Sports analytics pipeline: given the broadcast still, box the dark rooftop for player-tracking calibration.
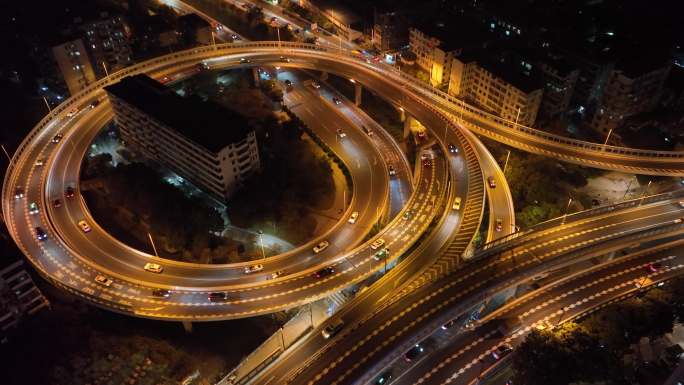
[104,74,251,153]
[411,16,490,52]
[458,46,543,93]
[177,13,211,29]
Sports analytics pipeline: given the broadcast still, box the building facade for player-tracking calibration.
[0,260,50,344]
[538,57,580,121]
[105,75,260,201]
[589,62,671,134]
[51,39,97,96]
[372,10,408,52]
[77,13,133,78]
[448,56,543,126]
[409,26,460,88]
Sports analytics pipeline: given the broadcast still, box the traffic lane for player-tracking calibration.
[282,206,684,384]
[401,248,684,385]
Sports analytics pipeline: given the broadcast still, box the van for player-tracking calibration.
[322,318,344,339]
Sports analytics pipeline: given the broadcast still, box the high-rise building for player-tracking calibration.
[51,39,97,96]
[449,51,543,126]
[77,13,133,78]
[409,25,461,88]
[537,53,580,121]
[0,260,49,344]
[105,75,260,201]
[177,13,213,46]
[372,10,408,52]
[589,61,671,134]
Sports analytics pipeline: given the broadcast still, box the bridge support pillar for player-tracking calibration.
[252,67,260,87]
[182,321,193,333]
[403,114,413,139]
[320,71,329,81]
[354,82,362,106]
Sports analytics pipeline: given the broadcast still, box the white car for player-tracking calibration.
[94,274,113,287]
[35,158,45,167]
[244,264,264,274]
[144,263,164,274]
[78,219,91,233]
[337,129,346,138]
[313,240,330,253]
[348,211,359,224]
[270,270,284,279]
[67,108,78,117]
[452,197,462,210]
[679,201,684,208]
[370,238,386,250]
[311,81,321,89]
[28,202,39,215]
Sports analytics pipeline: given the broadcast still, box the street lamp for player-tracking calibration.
[147,232,159,257]
[502,150,511,175]
[602,128,613,148]
[42,96,51,113]
[101,62,109,77]
[1,144,13,165]
[258,229,266,259]
[561,197,573,225]
[639,180,652,206]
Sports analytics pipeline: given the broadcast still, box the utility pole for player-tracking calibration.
[147,232,159,257]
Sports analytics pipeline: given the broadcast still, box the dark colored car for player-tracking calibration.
[441,319,457,330]
[492,344,514,360]
[35,227,47,241]
[152,289,171,298]
[313,267,335,278]
[374,372,393,384]
[448,143,458,153]
[208,292,228,302]
[646,262,663,273]
[53,199,62,208]
[65,186,75,198]
[404,344,424,362]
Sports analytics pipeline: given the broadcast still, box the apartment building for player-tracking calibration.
[177,13,213,46]
[589,60,671,134]
[77,13,133,78]
[372,10,408,52]
[0,259,50,344]
[105,75,260,201]
[409,25,461,88]
[538,53,580,121]
[51,39,97,96]
[300,0,364,42]
[449,51,543,126]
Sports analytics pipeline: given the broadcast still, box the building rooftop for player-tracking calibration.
[177,13,211,29]
[104,74,251,153]
[310,0,363,27]
[459,46,543,94]
[411,16,490,52]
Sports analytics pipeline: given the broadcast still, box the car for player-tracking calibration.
[279,56,291,62]
[348,211,359,224]
[52,133,64,143]
[284,79,293,87]
[14,187,24,199]
[535,320,553,331]
[404,344,424,362]
[679,201,684,208]
[34,158,45,167]
[152,289,171,298]
[675,217,683,224]
[89,100,100,109]
[646,262,663,273]
[403,210,412,220]
[337,128,347,138]
[370,238,386,250]
[495,218,503,232]
[66,108,78,117]
[373,247,389,261]
[321,318,344,339]
[362,126,373,136]
[244,264,264,274]
[65,186,75,198]
[423,159,432,167]
[332,97,342,105]
[78,219,91,233]
[208,292,228,301]
[448,143,458,153]
[374,372,393,384]
[240,57,250,64]
[94,274,113,287]
[144,263,164,274]
[28,202,39,215]
[311,81,321,89]
[388,165,396,176]
[488,176,496,188]
[313,240,330,253]
[491,344,514,360]
[35,227,47,241]
[442,319,458,330]
[232,34,240,40]
[416,130,427,141]
[313,266,335,278]
[53,199,62,208]
[452,197,462,210]
[270,270,284,279]
[270,16,278,23]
